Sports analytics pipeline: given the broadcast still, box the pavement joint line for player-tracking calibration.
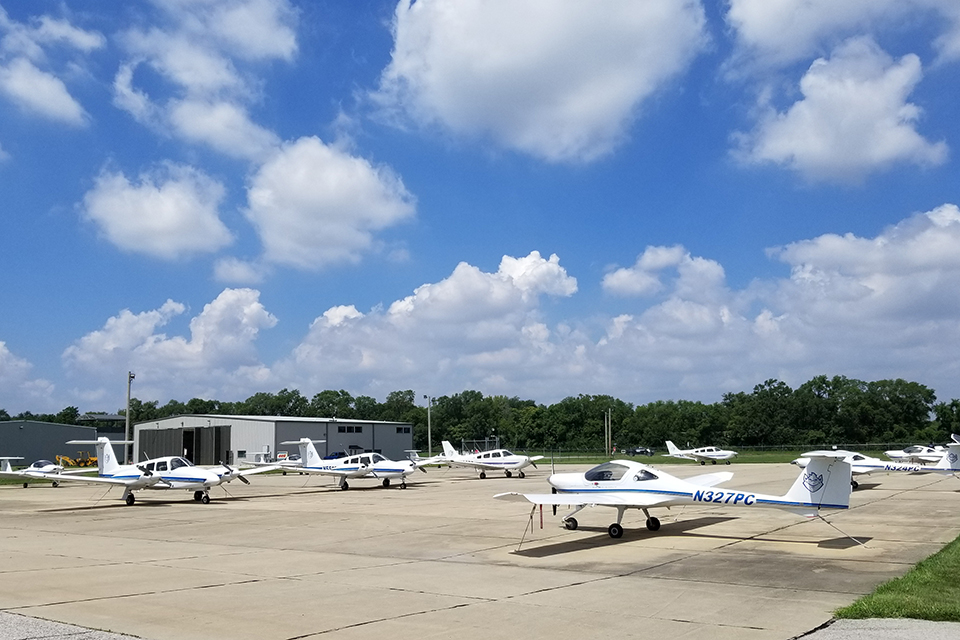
[280,602,477,639]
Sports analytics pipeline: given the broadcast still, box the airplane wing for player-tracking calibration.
[278,464,371,478]
[44,473,166,489]
[685,471,733,487]
[212,464,282,484]
[494,491,676,508]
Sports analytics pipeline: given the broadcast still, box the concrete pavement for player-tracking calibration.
[1,462,958,640]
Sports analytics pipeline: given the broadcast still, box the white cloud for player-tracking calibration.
[735,38,947,182]
[214,257,269,284]
[245,136,416,269]
[0,57,86,124]
[63,289,278,403]
[81,163,233,260]
[0,341,55,412]
[725,0,960,67]
[169,99,280,160]
[374,0,708,162]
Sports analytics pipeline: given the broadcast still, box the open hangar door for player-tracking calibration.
[138,426,231,465]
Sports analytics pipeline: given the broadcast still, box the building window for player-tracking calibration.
[396,427,410,434]
[338,425,346,433]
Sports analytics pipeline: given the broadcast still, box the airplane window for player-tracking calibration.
[852,455,865,461]
[361,456,371,464]
[156,461,168,471]
[491,452,501,458]
[482,453,490,459]
[633,470,658,481]
[348,457,358,464]
[372,453,385,462]
[145,462,155,471]
[32,460,54,468]
[170,458,190,470]
[584,462,629,482]
[503,450,514,456]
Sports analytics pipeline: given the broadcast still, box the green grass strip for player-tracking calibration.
[836,533,960,622]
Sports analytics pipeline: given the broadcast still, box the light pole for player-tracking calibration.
[423,394,433,457]
[125,371,135,464]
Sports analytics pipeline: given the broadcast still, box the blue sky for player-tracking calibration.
[3,0,960,414]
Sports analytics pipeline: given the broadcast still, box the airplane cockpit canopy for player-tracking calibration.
[633,469,658,481]
[370,453,387,463]
[584,462,629,482]
[170,457,192,470]
[30,460,55,468]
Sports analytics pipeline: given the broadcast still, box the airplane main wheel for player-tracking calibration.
[400,481,407,490]
[608,523,624,539]
[646,517,661,532]
[341,481,349,490]
[125,494,136,506]
[52,481,60,488]
[699,460,706,465]
[564,518,578,530]
[711,460,717,465]
[382,478,391,487]
[518,471,525,478]
[479,471,486,479]
[193,491,204,501]
[22,482,28,488]
[851,479,859,490]
[282,471,287,476]
[505,470,512,478]
[201,494,210,504]
[725,460,731,465]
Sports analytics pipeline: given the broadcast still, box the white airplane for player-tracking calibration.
[276,438,423,489]
[46,438,277,505]
[413,440,544,479]
[794,443,960,489]
[0,457,90,488]
[495,453,851,539]
[664,440,738,465]
[884,444,947,465]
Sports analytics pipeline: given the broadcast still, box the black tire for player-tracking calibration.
[711,460,717,465]
[479,471,486,479]
[700,460,705,465]
[725,460,731,465]
[125,494,136,506]
[505,470,512,478]
[52,481,60,488]
[341,481,349,490]
[851,479,859,490]
[201,494,210,504]
[646,517,661,532]
[22,482,28,489]
[518,470,525,479]
[564,518,578,530]
[608,523,624,538]
[193,491,203,501]
[382,478,391,487]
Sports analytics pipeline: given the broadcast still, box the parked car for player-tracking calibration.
[625,446,654,456]
[322,451,346,459]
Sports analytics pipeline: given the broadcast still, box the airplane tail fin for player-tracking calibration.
[441,440,457,458]
[67,438,127,476]
[934,443,960,472]
[665,440,681,455]
[1,457,23,473]
[781,453,851,514]
[280,438,324,465]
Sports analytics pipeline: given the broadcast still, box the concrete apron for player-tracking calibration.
[0,462,958,640]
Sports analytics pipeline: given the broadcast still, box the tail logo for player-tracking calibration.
[949,452,958,464]
[803,471,824,493]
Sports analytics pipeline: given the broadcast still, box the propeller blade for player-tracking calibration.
[531,461,538,469]
[238,475,250,485]
[418,466,427,473]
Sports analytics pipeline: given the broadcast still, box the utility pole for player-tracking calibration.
[423,395,433,456]
[125,371,135,464]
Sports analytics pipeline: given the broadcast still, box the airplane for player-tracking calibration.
[0,457,91,488]
[884,444,947,465]
[794,443,960,489]
[495,453,851,539]
[412,440,544,479]
[44,438,278,505]
[664,440,737,465]
[275,438,423,489]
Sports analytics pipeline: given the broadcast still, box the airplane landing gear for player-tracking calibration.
[608,523,624,538]
[645,517,661,531]
[699,460,706,465]
[563,518,578,530]
[193,491,204,501]
[851,479,859,490]
[479,471,486,479]
[400,480,407,489]
[22,482,28,488]
[200,493,210,504]
[711,460,717,465]
[725,460,731,465]
[125,493,136,506]
[382,478,391,488]
[505,470,512,478]
[341,481,349,490]
[518,470,525,478]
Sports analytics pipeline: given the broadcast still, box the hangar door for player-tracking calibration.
[139,426,231,465]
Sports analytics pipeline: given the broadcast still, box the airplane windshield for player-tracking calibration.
[634,470,658,481]
[371,453,386,463]
[31,460,55,468]
[502,450,514,456]
[170,458,192,470]
[584,462,629,482]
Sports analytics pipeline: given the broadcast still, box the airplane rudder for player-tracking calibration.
[785,456,851,509]
[944,444,960,471]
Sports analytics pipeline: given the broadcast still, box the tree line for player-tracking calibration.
[4,375,959,450]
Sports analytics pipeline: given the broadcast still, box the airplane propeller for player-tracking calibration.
[220,461,251,484]
[551,486,557,516]
[136,465,153,477]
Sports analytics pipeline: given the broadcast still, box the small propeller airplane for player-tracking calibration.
[495,452,851,540]
[0,457,93,488]
[794,443,960,489]
[412,440,544,479]
[274,438,424,489]
[884,444,948,465]
[42,438,278,505]
[664,440,738,465]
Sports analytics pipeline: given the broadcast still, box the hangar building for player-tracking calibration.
[0,421,99,464]
[132,415,415,465]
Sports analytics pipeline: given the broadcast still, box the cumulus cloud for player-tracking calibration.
[81,163,233,260]
[0,341,55,412]
[169,99,280,160]
[63,289,278,403]
[0,57,87,124]
[245,136,416,269]
[374,0,708,162]
[725,0,960,68]
[735,37,947,182]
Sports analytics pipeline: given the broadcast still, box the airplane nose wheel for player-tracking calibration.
[518,471,525,478]
[608,523,624,538]
[479,471,486,479]
[505,470,512,478]
[645,517,661,531]
[201,493,210,504]
[125,494,136,506]
[382,478,391,488]
[563,518,578,530]
[341,481,350,490]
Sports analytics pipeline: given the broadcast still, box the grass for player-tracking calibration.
[835,533,960,621]
[539,450,890,465]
